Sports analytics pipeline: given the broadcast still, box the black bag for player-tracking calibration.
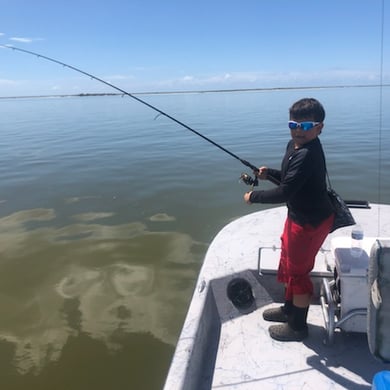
[323,153,356,232]
[327,187,356,233]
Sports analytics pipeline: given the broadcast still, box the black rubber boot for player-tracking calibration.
[263,300,292,323]
[268,305,309,342]
[289,306,309,331]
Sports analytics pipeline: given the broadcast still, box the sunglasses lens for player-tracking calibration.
[288,121,298,129]
[288,121,319,130]
[301,122,314,131]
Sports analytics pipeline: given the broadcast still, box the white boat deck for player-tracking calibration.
[164,204,390,390]
[213,304,382,389]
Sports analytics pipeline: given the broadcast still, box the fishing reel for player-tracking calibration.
[240,173,258,187]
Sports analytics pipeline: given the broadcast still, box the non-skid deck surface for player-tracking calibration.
[212,303,390,389]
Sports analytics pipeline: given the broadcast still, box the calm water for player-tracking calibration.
[0,87,389,389]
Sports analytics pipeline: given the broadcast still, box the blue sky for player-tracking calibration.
[0,0,388,96]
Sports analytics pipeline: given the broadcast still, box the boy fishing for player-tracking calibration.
[244,98,334,341]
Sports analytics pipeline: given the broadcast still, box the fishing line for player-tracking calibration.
[377,0,385,234]
[1,44,279,186]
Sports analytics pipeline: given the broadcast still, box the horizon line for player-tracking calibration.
[0,83,389,100]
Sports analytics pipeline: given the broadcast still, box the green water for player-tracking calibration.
[0,88,389,389]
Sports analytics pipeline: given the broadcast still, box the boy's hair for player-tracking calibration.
[289,98,325,122]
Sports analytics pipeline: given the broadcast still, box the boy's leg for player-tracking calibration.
[263,220,293,323]
[269,214,333,341]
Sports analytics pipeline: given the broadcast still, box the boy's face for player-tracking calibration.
[289,116,323,148]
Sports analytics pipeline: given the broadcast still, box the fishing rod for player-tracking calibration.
[1,44,280,187]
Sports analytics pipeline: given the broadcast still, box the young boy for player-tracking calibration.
[244,98,334,342]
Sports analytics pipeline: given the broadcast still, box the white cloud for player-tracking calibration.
[0,78,17,86]
[9,37,44,44]
[154,68,385,92]
[10,37,33,43]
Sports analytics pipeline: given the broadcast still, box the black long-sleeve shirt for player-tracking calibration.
[249,137,334,226]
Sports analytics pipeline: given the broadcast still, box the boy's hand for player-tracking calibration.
[244,191,252,204]
[255,166,268,180]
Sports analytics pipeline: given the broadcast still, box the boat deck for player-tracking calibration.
[213,302,386,389]
[164,204,390,390]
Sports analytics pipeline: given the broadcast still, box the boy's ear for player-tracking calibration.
[317,123,324,135]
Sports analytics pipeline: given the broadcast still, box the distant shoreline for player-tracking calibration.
[0,84,388,100]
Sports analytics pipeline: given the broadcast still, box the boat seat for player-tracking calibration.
[368,239,390,363]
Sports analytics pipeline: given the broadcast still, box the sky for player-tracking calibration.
[0,0,389,97]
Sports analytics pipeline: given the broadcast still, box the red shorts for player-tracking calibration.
[278,214,334,299]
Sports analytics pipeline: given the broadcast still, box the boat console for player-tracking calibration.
[321,238,390,363]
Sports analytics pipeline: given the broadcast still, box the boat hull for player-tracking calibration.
[164,204,390,389]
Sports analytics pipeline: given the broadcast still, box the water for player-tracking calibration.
[0,87,389,389]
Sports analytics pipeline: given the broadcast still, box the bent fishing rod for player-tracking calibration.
[1,44,280,187]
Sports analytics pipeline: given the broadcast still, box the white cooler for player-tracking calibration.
[331,237,377,333]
